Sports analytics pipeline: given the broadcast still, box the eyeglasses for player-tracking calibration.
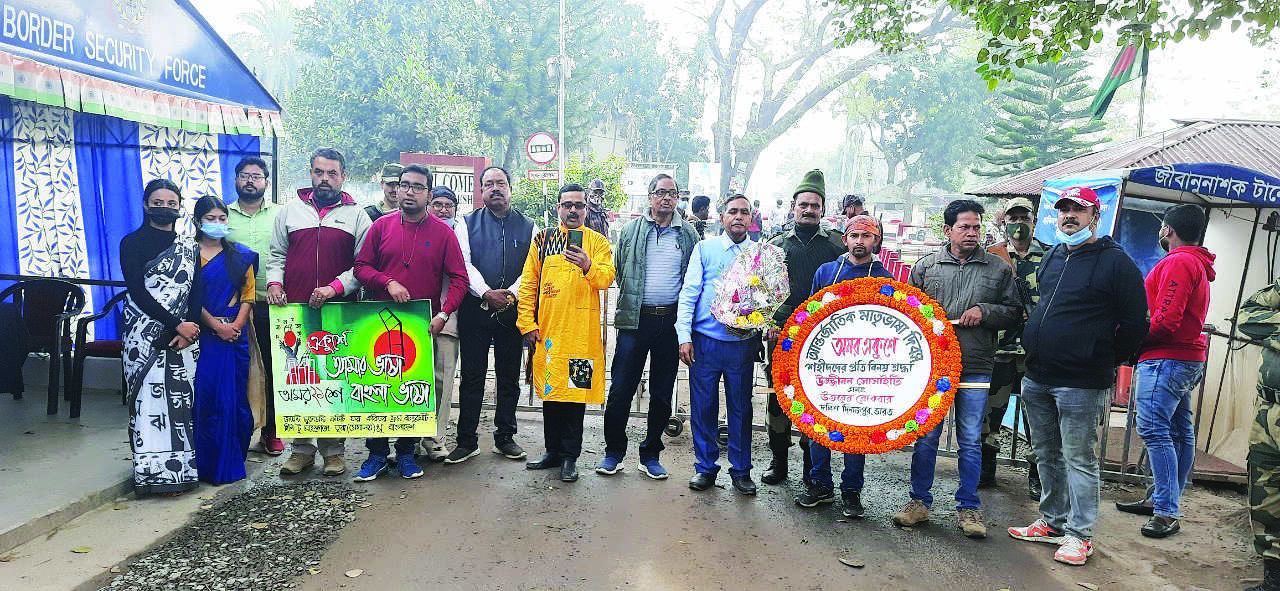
[430,200,456,209]
[237,173,266,182]
[559,201,587,210]
[650,189,678,198]
[399,183,429,194]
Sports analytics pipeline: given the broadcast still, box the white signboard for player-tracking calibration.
[688,162,720,198]
[797,305,932,427]
[526,169,559,181]
[525,132,557,165]
[621,167,673,197]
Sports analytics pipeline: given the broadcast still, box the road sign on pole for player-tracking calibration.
[526,168,560,181]
[526,132,557,166]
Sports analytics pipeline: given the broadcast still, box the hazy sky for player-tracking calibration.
[191,0,1280,201]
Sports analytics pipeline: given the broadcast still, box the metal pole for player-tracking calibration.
[557,0,566,184]
[1207,208,1264,451]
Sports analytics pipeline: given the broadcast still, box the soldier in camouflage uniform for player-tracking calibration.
[1239,281,1280,591]
[980,197,1045,499]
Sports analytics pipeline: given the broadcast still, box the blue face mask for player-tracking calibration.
[1055,226,1093,246]
[201,222,231,239]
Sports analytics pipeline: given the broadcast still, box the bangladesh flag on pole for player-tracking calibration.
[1090,43,1149,120]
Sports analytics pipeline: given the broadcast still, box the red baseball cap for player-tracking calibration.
[1054,186,1100,209]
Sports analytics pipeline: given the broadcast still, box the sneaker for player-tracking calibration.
[420,438,449,463]
[956,509,988,539]
[322,454,346,476]
[1008,519,1066,545]
[794,485,836,508]
[596,456,623,475]
[262,435,286,456]
[443,446,480,464]
[280,452,315,475]
[353,455,390,482]
[841,490,865,518]
[891,499,930,527]
[493,441,527,460]
[1053,536,1094,566]
[398,454,424,479]
[639,459,669,480]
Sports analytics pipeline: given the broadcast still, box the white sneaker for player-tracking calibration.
[420,438,449,462]
[1054,536,1095,566]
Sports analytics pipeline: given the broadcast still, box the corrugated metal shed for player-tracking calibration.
[966,119,1280,197]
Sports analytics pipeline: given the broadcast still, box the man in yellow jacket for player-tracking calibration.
[518,183,616,482]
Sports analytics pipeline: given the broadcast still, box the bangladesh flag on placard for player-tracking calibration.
[1090,43,1149,120]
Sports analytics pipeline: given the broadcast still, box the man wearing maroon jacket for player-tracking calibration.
[1127,204,1215,538]
[351,164,469,481]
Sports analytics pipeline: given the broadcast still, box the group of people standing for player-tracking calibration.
[116,148,1280,582]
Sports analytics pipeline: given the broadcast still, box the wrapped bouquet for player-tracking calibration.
[711,241,790,338]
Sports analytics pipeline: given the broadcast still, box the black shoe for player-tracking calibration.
[1115,498,1155,516]
[731,475,757,495]
[760,456,787,485]
[526,454,559,470]
[794,485,835,508]
[560,459,579,482]
[841,490,865,518]
[443,446,480,464]
[1140,515,1179,538]
[977,444,998,489]
[689,472,716,491]
[493,440,527,460]
[1246,558,1280,591]
[1026,465,1042,501]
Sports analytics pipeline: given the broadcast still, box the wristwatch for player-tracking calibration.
[434,312,450,322]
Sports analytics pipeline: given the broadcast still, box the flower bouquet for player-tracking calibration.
[710,241,790,338]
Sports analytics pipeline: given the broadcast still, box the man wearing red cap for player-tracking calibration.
[1008,186,1148,566]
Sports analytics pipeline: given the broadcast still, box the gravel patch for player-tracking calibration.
[99,481,361,591]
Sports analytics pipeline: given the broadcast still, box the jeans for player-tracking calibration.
[1135,359,1205,518]
[603,313,679,461]
[456,296,523,450]
[542,401,586,460]
[689,332,755,478]
[1022,376,1107,540]
[808,443,864,493]
[366,437,419,458]
[910,374,990,510]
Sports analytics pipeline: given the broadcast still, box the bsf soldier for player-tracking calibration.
[1238,281,1280,591]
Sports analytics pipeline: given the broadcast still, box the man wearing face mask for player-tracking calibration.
[267,147,373,477]
[1009,186,1148,566]
[226,157,284,455]
[584,178,611,239]
[980,197,1047,497]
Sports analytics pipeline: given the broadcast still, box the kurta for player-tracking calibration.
[517,225,615,404]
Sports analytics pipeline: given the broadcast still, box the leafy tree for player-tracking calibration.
[972,52,1107,178]
[830,0,1280,85]
[511,154,628,222]
[227,0,305,103]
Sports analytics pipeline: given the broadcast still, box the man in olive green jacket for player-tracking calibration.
[599,174,700,478]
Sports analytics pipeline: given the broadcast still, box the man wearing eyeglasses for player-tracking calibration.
[419,185,462,462]
[584,178,611,239]
[227,156,283,455]
[450,166,538,464]
[352,165,469,481]
[365,163,404,221]
[598,174,700,480]
[266,147,373,477]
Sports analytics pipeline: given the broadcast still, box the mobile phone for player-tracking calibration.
[567,229,583,249]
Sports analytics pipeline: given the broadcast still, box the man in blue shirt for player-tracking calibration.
[677,195,759,495]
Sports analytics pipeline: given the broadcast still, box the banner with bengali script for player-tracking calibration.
[270,301,436,438]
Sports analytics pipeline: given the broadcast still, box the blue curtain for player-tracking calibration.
[0,96,18,281]
[74,111,143,339]
[218,133,262,204]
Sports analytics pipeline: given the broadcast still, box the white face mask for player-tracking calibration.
[1055,225,1092,246]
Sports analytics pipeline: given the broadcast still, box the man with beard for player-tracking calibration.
[365,163,404,221]
[979,197,1047,498]
[898,199,1021,539]
[690,195,711,238]
[584,178,611,238]
[677,194,760,495]
[449,166,538,464]
[762,170,845,487]
[1008,187,1147,566]
[226,156,283,455]
[795,215,893,517]
[599,174,699,479]
[352,165,468,481]
[268,147,373,477]
[837,194,866,232]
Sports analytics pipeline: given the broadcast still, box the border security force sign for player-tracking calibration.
[270,301,436,437]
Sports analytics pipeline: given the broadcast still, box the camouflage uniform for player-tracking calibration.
[983,240,1046,449]
[1239,282,1280,562]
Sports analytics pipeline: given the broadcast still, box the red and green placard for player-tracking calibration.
[269,301,436,438]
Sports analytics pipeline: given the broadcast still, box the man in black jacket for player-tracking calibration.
[1008,186,1148,567]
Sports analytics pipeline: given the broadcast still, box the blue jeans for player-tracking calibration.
[910,374,990,510]
[689,332,755,478]
[1135,359,1205,518]
[1021,376,1107,539]
[366,437,419,458]
[603,313,679,461]
[808,444,864,492]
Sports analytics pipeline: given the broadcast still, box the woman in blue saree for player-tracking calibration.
[192,195,257,485]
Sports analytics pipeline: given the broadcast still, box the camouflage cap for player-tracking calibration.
[1003,197,1036,214]
[380,162,405,183]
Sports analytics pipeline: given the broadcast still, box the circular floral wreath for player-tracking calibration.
[771,277,962,454]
